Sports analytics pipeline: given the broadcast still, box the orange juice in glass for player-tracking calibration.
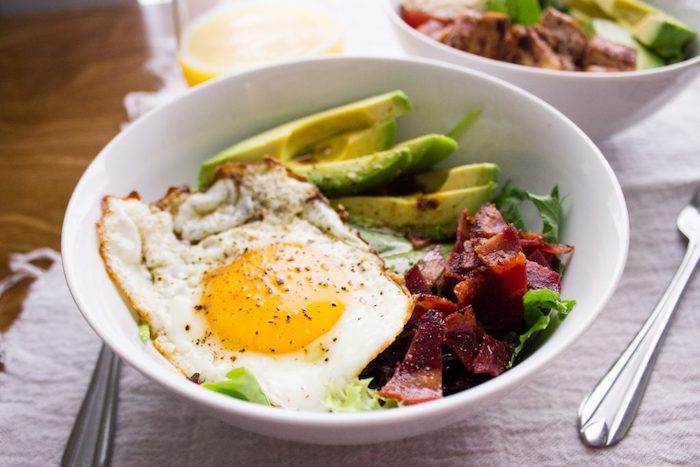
[174,0,344,86]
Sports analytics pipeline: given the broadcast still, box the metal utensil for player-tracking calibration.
[61,345,120,467]
[578,186,700,448]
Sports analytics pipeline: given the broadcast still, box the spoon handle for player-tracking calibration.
[577,238,700,448]
[61,345,120,467]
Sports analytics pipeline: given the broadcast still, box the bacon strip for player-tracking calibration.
[409,294,459,327]
[404,245,446,294]
[472,335,514,376]
[526,259,561,293]
[444,309,482,372]
[380,309,446,405]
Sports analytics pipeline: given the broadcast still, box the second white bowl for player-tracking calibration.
[385,0,700,140]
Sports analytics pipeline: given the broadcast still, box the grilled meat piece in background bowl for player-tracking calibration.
[385,0,700,140]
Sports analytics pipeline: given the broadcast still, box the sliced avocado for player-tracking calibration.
[592,0,696,59]
[199,91,412,189]
[408,163,499,193]
[298,118,397,164]
[632,15,696,60]
[591,18,664,69]
[292,147,412,197]
[395,134,458,174]
[332,182,497,240]
[568,0,612,21]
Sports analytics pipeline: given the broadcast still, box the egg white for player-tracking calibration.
[97,161,412,411]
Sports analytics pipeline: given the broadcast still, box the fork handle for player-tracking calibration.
[577,238,700,447]
[61,345,120,467]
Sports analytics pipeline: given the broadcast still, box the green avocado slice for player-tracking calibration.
[395,134,458,174]
[593,0,696,59]
[590,18,664,69]
[291,147,412,198]
[297,118,397,164]
[407,162,499,193]
[198,91,412,189]
[332,182,498,240]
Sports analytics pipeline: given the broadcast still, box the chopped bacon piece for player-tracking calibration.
[472,335,513,376]
[445,245,480,282]
[520,231,574,256]
[474,226,528,334]
[444,308,482,372]
[472,203,507,238]
[454,209,473,253]
[526,260,561,293]
[380,310,446,404]
[526,249,550,267]
[410,294,459,326]
[405,231,432,249]
[404,245,446,294]
[405,265,430,294]
[453,273,485,308]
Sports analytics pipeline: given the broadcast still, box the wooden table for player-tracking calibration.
[0,3,168,330]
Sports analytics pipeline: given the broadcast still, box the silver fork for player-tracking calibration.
[61,345,120,467]
[578,185,700,448]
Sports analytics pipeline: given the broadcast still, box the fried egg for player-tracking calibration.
[97,160,412,411]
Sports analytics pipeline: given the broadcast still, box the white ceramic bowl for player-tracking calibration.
[62,56,628,445]
[385,0,700,140]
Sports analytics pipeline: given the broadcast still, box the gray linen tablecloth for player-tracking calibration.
[1,2,700,464]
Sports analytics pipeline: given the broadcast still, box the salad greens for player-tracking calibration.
[488,0,542,26]
[508,288,576,367]
[356,227,450,274]
[203,368,271,406]
[494,182,564,243]
[322,378,398,412]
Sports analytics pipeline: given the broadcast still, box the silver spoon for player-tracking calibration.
[578,185,700,448]
[61,345,120,466]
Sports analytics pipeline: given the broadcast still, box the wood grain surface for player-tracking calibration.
[0,4,165,330]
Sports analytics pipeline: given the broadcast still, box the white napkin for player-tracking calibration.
[2,1,700,464]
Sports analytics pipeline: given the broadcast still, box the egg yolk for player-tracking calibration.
[200,242,349,354]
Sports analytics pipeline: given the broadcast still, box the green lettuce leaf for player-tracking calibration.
[494,182,565,243]
[322,378,398,412]
[203,367,271,406]
[509,288,576,367]
[355,227,450,274]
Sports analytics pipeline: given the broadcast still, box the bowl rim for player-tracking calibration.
[382,0,700,80]
[61,54,629,429]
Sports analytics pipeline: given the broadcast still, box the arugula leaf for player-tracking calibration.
[494,182,565,243]
[528,186,562,243]
[138,322,150,343]
[509,288,576,366]
[493,180,529,230]
[446,108,481,140]
[322,378,398,412]
[203,367,271,406]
